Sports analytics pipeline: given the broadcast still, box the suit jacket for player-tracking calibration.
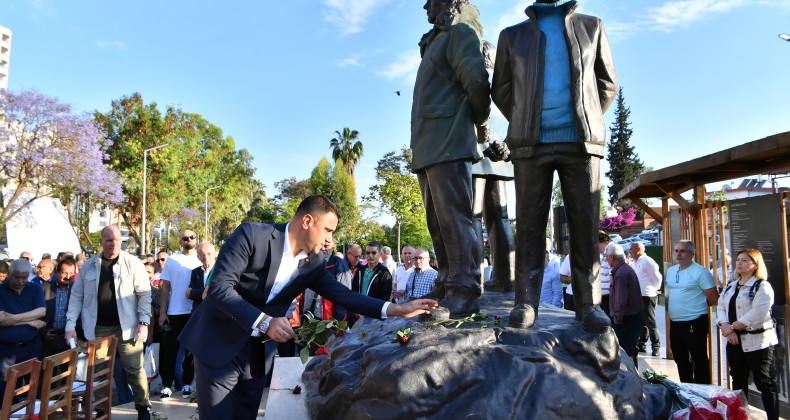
[188,266,208,313]
[179,223,385,378]
[352,263,393,302]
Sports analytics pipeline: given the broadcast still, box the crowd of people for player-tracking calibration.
[0,226,781,420]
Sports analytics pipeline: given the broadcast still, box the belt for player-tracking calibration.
[740,327,773,335]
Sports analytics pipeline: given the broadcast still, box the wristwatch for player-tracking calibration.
[258,316,272,335]
[139,321,149,326]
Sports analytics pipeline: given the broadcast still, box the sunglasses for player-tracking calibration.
[365,251,378,255]
[182,235,196,241]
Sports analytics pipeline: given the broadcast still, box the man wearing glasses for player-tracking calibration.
[158,230,201,399]
[352,242,393,302]
[30,258,56,286]
[345,244,363,280]
[665,240,718,384]
[404,248,438,301]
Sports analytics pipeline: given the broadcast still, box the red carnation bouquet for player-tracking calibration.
[644,371,748,420]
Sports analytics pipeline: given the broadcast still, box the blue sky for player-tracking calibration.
[2,0,790,219]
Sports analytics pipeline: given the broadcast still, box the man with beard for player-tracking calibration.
[179,195,437,419]
[158,230,201,398]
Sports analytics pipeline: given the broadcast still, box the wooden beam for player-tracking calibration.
[659,184,697,217]
[632,198,662,223]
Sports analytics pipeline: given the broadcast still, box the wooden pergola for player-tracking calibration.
[617,130,790,388]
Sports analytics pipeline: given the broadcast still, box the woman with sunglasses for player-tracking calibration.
[716,248,779,420]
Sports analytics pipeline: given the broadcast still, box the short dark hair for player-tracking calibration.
[56,258,77,273]
[366,242,382,252]
[0,261,8,274]
[295,195,340,220]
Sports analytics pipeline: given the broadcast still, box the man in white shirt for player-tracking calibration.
[629,242,663,356]
[158,230,201,398]
[392,246,415,303]
[381,246,397,275]
[178,195,437,419]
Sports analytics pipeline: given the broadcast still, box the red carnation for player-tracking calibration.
[493,316,501,324]
[292,385,302,394]
[315,346,329,355]
[335,330,346,337]
[398,335,409,344]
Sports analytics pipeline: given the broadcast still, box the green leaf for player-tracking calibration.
[299,347,309,364]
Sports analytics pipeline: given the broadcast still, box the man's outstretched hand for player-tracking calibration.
[484,140,510,162]
[387,299,439,318]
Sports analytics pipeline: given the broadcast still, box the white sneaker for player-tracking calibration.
[160,387,172,399]
[182,385,192,397]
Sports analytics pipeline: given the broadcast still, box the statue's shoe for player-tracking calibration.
[580,305,611,334]
[508,303,536,328]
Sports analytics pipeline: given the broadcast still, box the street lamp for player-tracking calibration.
[142,143,173,255]
[205,186,221,241]
[780,33,790,42]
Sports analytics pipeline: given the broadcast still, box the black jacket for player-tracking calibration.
[492,1,617,159]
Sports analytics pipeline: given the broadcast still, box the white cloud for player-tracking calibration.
[491,2,528,37]
[322,0,393,36]
[96,40,126,50]
[335,55,363,68]
[377,50,421,81]
[644,0,746,31]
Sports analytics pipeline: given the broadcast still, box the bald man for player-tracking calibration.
[65,225,152,419]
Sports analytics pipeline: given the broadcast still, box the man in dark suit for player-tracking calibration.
[351,241,393,301]
[179,195,437,419]
[185,242,215,313]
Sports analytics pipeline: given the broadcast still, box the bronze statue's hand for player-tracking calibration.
[485,140,510,162]
[476,123,491,144]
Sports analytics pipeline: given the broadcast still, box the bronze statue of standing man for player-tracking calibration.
[411,0,490,317]
[490,0,617,332]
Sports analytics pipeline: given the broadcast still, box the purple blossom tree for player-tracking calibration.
[0,89,124,247]
[599,207,637,231]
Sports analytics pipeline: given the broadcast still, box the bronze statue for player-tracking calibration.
[474,40,515,293]
[411,0,491,317]
[489,0,617,332]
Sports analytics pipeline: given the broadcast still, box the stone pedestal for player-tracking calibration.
[302,292,672,419]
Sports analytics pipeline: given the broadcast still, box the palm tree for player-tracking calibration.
[330,127,364,179]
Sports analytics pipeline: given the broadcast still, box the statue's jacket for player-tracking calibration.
[410,4,491,173]
[491,0,617,159]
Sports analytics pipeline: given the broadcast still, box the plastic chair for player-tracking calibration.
[71,336,117,420]
[0,358,42,420]
[38,348,77,419]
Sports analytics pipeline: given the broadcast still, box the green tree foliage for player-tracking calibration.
[330,127,364,180]
[605,87,645,208]
[270,177,312,224]
[309,157,360,247]
[365,147,430,258]
[96,92,260,252]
